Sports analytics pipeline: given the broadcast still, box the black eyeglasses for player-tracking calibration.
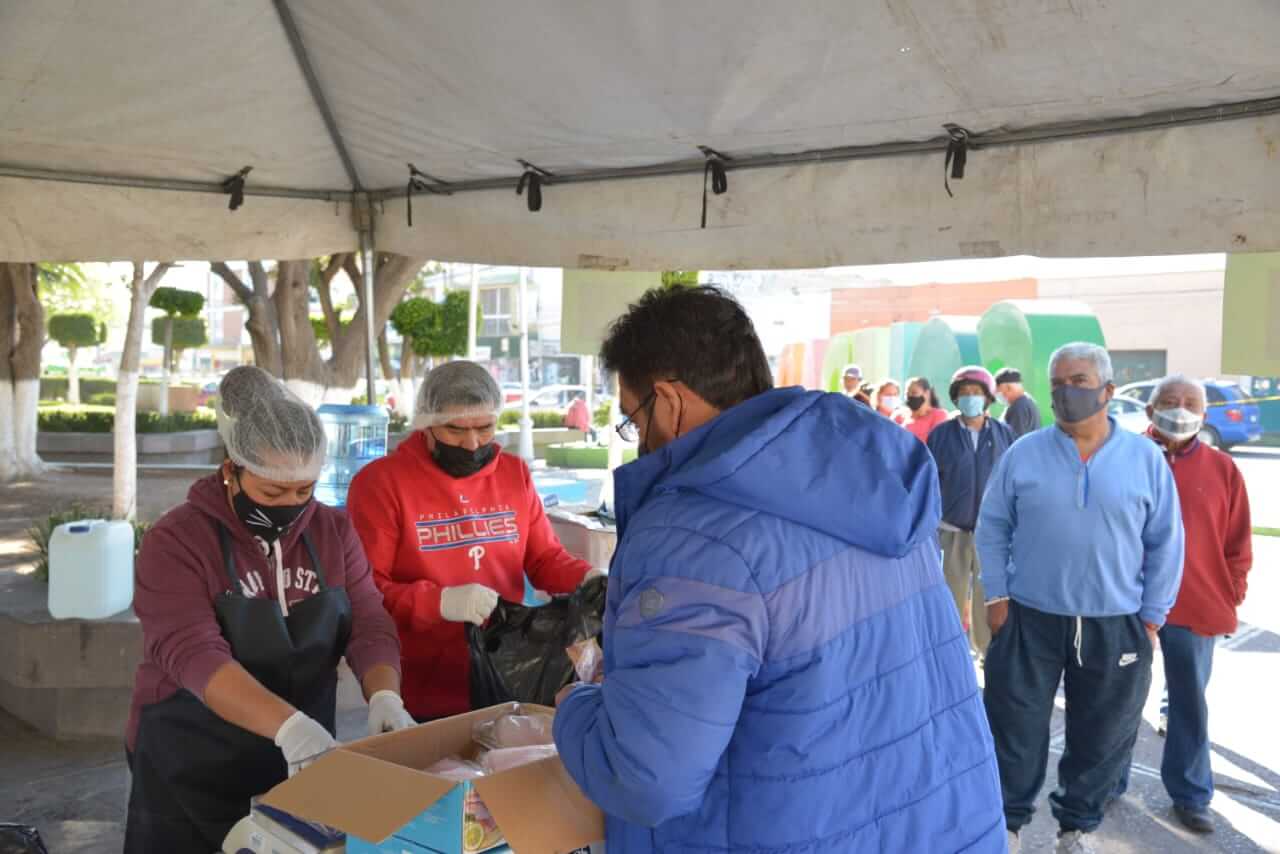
[616,391,657,443]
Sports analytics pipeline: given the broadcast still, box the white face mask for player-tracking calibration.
[1152,407,1203,442]
[880,395,901,411]
[995,392,1008,406]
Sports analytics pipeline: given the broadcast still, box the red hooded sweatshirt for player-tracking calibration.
[346,431,591,720]
[126,473,401,750]
[1149,430,1253,636]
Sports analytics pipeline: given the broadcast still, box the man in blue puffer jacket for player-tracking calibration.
[553,286,1006,853]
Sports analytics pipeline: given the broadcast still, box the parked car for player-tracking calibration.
[1107,396,1152,436]
[1117,379,1263,450]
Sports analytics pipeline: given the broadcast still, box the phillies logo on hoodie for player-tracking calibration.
[415,508,520,552]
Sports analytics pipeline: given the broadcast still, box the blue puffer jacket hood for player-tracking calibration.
[614,386,941,558]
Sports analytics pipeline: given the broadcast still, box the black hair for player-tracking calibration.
[994,367,1023,385]
[906,376,942,409]
[600,285,773,409]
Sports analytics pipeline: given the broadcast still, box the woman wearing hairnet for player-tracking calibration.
[123,366,412,853]
[347,361,598,721]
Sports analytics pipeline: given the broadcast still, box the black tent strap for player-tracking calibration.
[516,160,553,213]
[405,163,452,227]
[698,146,731,229]
[943,124,971,198]
[221,166,253,211]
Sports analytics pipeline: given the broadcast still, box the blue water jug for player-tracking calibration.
[315,404,388,507]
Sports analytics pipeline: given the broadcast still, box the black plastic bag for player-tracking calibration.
[0,825,48,854]
[468,575,607,709]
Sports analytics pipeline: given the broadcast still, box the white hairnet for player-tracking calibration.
[413,361,502,430]
[216,366,326,482]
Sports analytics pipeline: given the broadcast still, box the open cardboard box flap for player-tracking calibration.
[261,703,603,850]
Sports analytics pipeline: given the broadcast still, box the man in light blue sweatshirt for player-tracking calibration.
[977,342,1184,854]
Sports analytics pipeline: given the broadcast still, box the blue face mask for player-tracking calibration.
[957,395,987,418]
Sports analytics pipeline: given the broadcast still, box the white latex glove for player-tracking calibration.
[367,690,416,736]
[274,711,337,777]
[582,568,608,584]
[440,583,500,625]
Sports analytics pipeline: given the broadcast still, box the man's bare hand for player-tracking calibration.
[987,600,1011,636]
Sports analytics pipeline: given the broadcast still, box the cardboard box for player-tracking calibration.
[261,703,603,854]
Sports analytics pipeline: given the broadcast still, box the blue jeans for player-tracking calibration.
[1161,624,1217,809]
[1113,624,1216,810]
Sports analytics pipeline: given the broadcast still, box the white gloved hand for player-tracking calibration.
[274,711,337,777]
[440,583,500,625]
[367,690,416,736]
[582,568,608,585]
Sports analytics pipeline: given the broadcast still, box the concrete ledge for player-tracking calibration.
[0,606,141,740]
[38,429,223,465]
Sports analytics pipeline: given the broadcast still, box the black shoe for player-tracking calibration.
[1174,805,1214,834]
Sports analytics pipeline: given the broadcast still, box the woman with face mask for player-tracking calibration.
[903,376,949,442]
[124,367,409,854]
[346,361,597,722]
[875,379,907,424]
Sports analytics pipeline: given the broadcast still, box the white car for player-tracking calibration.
[1107,396,1151,435]
[504,384,589,411]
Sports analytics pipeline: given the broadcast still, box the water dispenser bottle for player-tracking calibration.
[316,404,389,507]
[47,519,135,619]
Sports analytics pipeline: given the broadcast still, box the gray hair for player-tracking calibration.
[1048,342,1114,385]
[1151,374,1207,407]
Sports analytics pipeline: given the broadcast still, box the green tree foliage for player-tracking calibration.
[149,286,205,318]
[40,263,117,325]
[150,316,208,354]
[660,270,699,288]
[391,291,480,359]
[311,314,351,344]
[47,313,100,349]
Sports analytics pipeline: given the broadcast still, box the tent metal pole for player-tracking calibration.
[358,223,378,407]
[518,267,534,463]
[0,163,346,201]
[467,264,479,360]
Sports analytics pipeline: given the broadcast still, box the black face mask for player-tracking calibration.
[231,473,311,544]
[1052,384,1109,425]
[906,395,927,412]
[432,439,499,478]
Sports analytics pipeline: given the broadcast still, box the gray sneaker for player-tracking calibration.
[1056,830,1098,853]
[1007,829,1021,853]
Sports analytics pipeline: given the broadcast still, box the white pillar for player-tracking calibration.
[518,268,535,462]
[467,264,479,360]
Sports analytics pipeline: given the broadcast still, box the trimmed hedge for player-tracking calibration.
[40,375,161,402]
[498,409,568,429]
[38,404,217,434]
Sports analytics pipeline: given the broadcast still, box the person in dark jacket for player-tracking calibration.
[927,366,1015,659]
[124,367,410,853]
[553,286,1005,853]
[995,367,1042,438]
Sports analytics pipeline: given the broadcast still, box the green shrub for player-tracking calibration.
[27,503,151,584]
[36,405,217,434]
[388,412,410,434]
[593,400,612,428]
[40,375,118,402]
[497,409,567,429]
[88,392,116,406]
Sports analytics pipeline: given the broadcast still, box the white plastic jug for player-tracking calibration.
[47,519,135,620]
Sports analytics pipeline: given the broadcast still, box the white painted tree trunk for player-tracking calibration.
[0,381,16,481]
[113,371,140,521]
[67,346,81,405]
[284,379,326,408]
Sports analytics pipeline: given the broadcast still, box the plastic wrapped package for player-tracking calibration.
[424,756,488,781]
[467,575,607,708]
[473,707,555,751]
[566,637,604,684]
[479,744,560,774]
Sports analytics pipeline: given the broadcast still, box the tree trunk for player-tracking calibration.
[114,262,171,520]
[0,263,45,481]
[68,345,81,406]
[326,254,428,394]
[273,260,330,405]
[211,261,282,377]
[159,315,173,416]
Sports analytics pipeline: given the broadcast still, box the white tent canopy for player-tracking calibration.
[2,0,1279,268]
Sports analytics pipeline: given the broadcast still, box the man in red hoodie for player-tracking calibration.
[1116,374,1253,835]
[347,361,596,721]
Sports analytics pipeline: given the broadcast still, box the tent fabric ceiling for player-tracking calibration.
[2,0,1279,265]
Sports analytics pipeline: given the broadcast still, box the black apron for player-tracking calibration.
[124,523,352,854]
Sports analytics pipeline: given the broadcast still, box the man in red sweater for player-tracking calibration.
[1122,375,1253,835]
[347,361,596,720]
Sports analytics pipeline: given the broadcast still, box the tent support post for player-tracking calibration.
[354,197,378,406]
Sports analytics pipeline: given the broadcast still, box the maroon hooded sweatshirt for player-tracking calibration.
[126,472,401,751]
